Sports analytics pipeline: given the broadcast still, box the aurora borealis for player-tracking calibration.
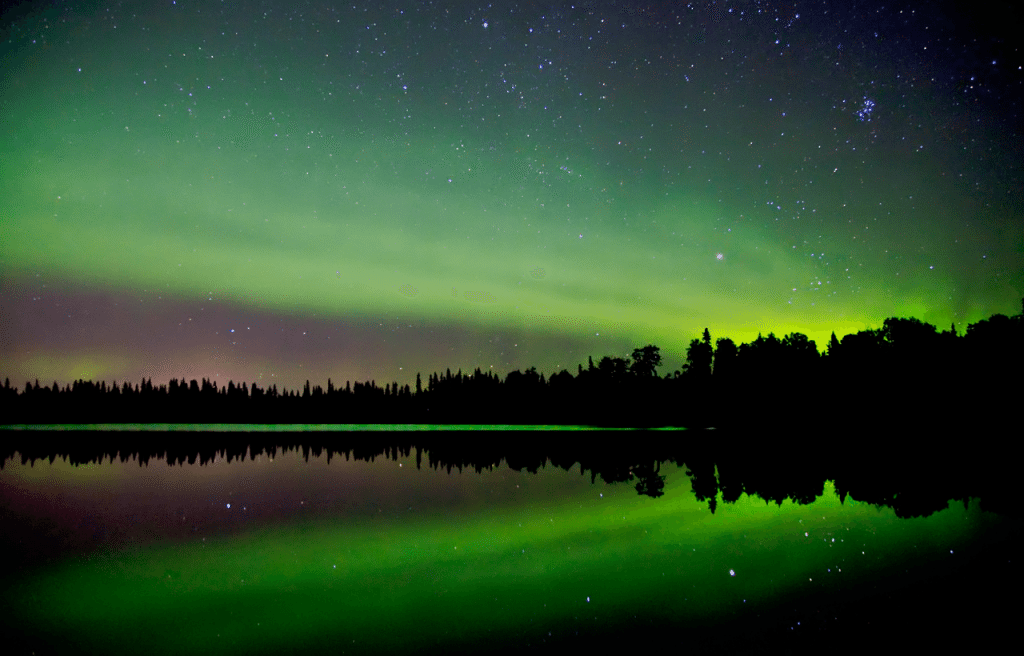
[2,1,1021,391]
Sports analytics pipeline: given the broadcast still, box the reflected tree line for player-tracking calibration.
[1,428,1017,520]
[1,306,1020,519]
[2,307,1021,429]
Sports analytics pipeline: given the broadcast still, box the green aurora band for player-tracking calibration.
[1,1,1020,389]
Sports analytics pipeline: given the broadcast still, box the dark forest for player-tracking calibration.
[3,309,1021,521]
[4,309,1021,428]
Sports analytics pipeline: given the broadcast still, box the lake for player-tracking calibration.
[0,427,1018,654]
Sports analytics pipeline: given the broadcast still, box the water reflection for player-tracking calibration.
[0,445,1018,655]
[2,446,603,570]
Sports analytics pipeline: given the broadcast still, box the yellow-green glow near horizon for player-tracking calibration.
[2,2,1020,389]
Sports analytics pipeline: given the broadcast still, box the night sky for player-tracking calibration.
[2,1,1021,392]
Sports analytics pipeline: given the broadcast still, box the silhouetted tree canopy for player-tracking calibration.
[2,305,1020,434]
[3,303,1023,519]
[683,328,713,379]
[629,345,662,378]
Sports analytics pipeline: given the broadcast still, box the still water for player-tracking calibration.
[0,438,1015,655]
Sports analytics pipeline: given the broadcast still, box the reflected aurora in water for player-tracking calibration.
[0,449,1006,654]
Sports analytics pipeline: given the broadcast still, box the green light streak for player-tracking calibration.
[3,0,1019,392]
[0,424,647,432]
[5,462,993,655]
[1,122,920,362]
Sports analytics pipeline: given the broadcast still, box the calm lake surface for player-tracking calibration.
[0,428,1017,655]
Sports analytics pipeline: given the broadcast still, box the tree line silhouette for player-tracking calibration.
[2,305,1020,428]
[2,305,1021,521]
